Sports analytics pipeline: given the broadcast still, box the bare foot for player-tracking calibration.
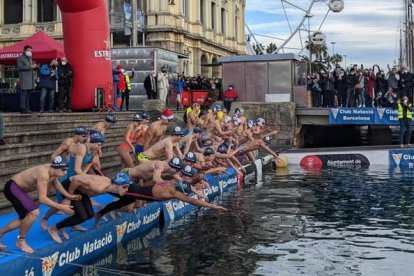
[71,225,87,232]
[47,226,62,244]
[60,229,70,240]
[94,214,102,228]
[109,211,116,221]
[16,237,34,253]
[40,217,48,231]
[91,198,101,207]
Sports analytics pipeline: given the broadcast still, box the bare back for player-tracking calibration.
[11,164,52,192]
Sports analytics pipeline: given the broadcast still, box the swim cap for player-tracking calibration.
[224,115,232,123]
[233,117,241,126]
[175,181,192,195]
[216,111,224,121]
[213,104,222,112]
[193,125,203,134]
[133,114,143,122]
[168,157,183,170]
[181,165,195,177]
[263,136,272,145]
[161,109,175,120]
[203,147,215,156]
[184,151,197,163]
[51,155,69,169]
[90,131,105,144]
[257,118,266,125]
[74,126,88,136]
[142,112,151,120]
[112,172,133,186]
[172,126,185,136]
[247,120,256,129]
[218,144,228,154]
[105,113,116,124]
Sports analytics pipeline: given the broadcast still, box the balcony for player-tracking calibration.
[0,22,63,39]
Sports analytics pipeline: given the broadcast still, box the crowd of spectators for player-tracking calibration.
[307,64,413,108]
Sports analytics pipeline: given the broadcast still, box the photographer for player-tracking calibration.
[394,96,412,147]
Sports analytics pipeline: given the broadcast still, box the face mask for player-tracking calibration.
[152,74,156,77]
[61,62,67,65]
[229,87,233,90]
[25,51,32,57]
[120,69,125,73]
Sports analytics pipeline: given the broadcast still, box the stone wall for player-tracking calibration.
[241,102,296,146]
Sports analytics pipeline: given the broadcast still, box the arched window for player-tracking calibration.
[201,54,209,76]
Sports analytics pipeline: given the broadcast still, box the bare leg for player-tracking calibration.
[40,207,59,231]
[16,210,39,253]
[60,228,70,240]
[72,225,87,232]
[119,148,135,168]
[0,219,22,249]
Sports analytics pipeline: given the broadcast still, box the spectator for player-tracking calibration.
[57,57,74,112]
[324,72,336,107]
[143,71,157,99]
[375,70,388,107]
[17,45,36,114]
[311,74,322,107]
[38,59,58,113]
[175,74,185,111]
[112,67,120,111]
[223,84,238,113]
[356,69,366,107]
[382,87,398,108]
[116,65,126,111]
[0,115,5,145]
[386,66,400,97]
[121,68,135,111]
[399,65,413,102]
[157,67,170,104]
[366,69,376,107]
[333,65,347,107]
[346,68,358,107]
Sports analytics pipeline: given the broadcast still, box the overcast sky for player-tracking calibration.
[245,0,405,70]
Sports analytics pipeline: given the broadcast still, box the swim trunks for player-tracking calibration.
[137,152,150,163]
[4,180,38,219]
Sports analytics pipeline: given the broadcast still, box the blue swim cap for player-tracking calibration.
[203,147,215,156]
[90,131,105,144]
[213,105,222,112]
[193,125,203,134]
[51,155,69,169]
[218,144,228,154]
[172,126,185,136]
[263,136,272,145]
[142,112,151,120]
[168,157,183,170]
[112,172,133,186]
[247,120,256,129]
[74,126,88,136]
[184,151,197,163]
[105,113,116,124]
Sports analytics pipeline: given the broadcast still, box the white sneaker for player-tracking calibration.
[358,105,362,107]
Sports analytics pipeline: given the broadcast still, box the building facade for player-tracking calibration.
[0,0,246,78]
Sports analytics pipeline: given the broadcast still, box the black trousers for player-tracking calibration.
[121,90,130,111]
[58,84,71,110]
[223,100,233,112]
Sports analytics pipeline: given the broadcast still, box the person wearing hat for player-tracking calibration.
[40,132,104,232]
[137,126,185,164]
[91,113,116,135]
[0,156,80,253]
[399,65,413,101]
[239,136,280,164]
[180,125,204,155]
[186,102,201,134]
[116,65,126,110]
[95,177,227,227]
[50,126,89,161]
[142,108,174,150]
[157,67,170,104]
[121,157,184,187]
[118,114,144,168]
[134,112,151,155]
[223,84,238,113]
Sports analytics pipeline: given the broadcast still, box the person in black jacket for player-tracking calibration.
[143,71,157,99]
[57,57,74,112]
[346,68,358,107]
[333,64,347,107]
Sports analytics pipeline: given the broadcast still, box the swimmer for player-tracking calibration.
[50,126,88,160]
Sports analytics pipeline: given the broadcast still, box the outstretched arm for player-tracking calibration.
[173,191,227,211]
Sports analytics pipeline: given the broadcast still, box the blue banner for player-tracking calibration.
[329,108,403,125]
[389,149,414,168]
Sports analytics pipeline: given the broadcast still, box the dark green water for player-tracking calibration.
[71,166,414,275]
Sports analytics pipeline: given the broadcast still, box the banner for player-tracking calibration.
[389,149,414,168]
[329,108,403,125]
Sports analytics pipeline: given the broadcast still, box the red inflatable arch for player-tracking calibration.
[56,0,112,110]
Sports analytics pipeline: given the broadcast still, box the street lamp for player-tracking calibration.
[305,14,313,74]
[331,41,336,56]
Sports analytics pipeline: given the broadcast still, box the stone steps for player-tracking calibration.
[1,112,137,123]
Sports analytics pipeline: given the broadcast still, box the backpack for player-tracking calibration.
[39,64,50,76]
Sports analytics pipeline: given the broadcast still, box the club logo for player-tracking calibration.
[41,251,59,276]
[331,108,339,119]
[392,153,402,167]
[164,201,175,221]
[115,222,127,242]
[377,108,385,120]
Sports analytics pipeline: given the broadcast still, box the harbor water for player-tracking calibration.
[72,166,414,275]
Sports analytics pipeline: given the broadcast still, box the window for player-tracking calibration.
[200,0,204,25]
[211,2,216,30]
[221,8,225,35]
[4,0,23,24]
[183,0,188,19]
[37,0,57,22]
